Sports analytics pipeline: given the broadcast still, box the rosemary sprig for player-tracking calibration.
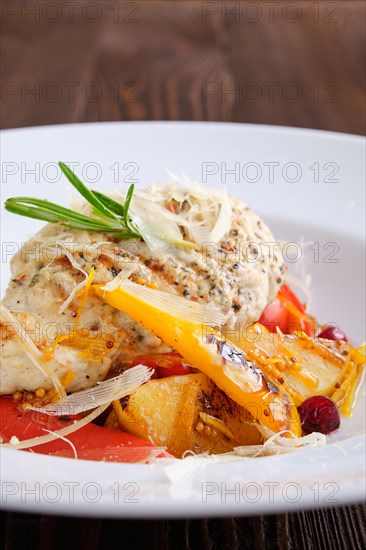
[59,162,118,221]
[123,184,135,233]
[4,162,141,239]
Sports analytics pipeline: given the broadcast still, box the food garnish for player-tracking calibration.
[317,326,348,342]
[298,396,341,435]
[4,162,195,249]
[93,281,302,437]
[5,163,139,236]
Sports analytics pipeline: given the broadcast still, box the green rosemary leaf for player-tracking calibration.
[114,231,142,240]
[4,198,120,232]
[58,162,118,221]
[6,197,105,224]
[123,184,135,231]
[91,191,126,217]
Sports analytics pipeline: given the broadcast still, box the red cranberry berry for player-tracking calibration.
[317,326,348,343]
[298,396,340,435]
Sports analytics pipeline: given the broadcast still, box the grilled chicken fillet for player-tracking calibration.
[1,187,285,394]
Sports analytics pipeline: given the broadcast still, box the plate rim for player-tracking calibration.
[1,120,366,143]
[1,121,365,517]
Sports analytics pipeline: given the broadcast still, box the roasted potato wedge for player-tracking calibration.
[105,373,263,458]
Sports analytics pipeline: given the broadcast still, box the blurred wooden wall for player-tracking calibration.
[1,1,365,133]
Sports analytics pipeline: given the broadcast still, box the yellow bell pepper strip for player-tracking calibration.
[92,285,302,437]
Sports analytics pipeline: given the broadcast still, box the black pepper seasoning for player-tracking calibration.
[111,266,119,278]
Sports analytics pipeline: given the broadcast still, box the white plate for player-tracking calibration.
[0,122,365,518]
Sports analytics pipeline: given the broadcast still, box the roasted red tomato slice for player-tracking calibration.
[0,397,168,462]
[130,352,192,378]
[258,296,288,333]
[259,285,314,335]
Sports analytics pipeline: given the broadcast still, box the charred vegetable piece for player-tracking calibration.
[238,327,365,415]
[93,285,302,437]
[106,373,263,458]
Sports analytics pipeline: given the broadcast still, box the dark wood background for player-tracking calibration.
[1,1,365,549]
[1,0,365,133]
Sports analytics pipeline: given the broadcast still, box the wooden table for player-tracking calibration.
[1,1,365,548]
